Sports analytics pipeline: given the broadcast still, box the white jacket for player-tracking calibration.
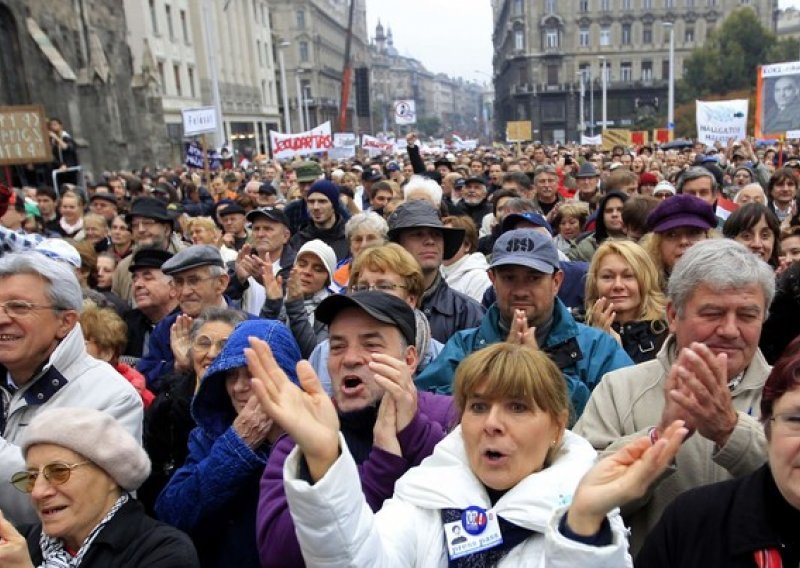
[440,253,492,304]
[284,428,631,567]
[0,324,143,525]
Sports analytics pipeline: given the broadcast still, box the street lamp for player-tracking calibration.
[598,56,607,132]
[663,22,675,135]
[277,40,291,133]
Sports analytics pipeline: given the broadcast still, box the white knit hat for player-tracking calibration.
[22,407,151,492]
[296,239,337,283]
[653,180,676,196]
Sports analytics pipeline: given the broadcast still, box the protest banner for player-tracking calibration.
[581,134,603,146]
[361,134,395,157]
[0,105,51,166]
[269,122,333,159]
[506,121,532,142]
[601,129,631,151]
[695,99,748,145]
[330,132,357,160]
[756,61,800,138]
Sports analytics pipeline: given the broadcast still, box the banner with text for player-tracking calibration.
[756,61,800,138]
[329,132,357,160]
[361,134,395,156]
[269,122,333,159]
[696,99,748,145]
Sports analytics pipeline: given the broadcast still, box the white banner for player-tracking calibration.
[361,134,395,156]
[329,132,356,160]
[393,100,417,125]
[696,99,748,145]
[581,134,603,145]
[269,122,333,159]
[182,107,217,136]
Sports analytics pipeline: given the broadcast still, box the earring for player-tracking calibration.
[550,440,557,447]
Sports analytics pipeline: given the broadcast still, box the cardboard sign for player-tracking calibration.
[506,121,532,142]
[0,105,52,165]
[269,122,333,159]
[601,129,631,151]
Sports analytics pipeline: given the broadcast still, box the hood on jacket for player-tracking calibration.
[192,319,301,436]
[441,252,490,279]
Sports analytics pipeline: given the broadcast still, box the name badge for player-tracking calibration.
[444,507,503,560]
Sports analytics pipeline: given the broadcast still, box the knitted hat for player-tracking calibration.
[306,180,340,207]
[22,407,151,492]
[296,239,337,283]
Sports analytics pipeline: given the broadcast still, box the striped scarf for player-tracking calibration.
[39,494,129,568]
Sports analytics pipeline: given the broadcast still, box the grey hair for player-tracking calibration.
[206,265,226,278]
[189,307,248,341]
[0,253,83,312]
[668,239,775,317]
[403,175,443,206]
[733,183,767,205]
[345,211,389,241]
[676,166,718,194]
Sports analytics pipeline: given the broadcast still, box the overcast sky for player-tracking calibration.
[364,0,800,86]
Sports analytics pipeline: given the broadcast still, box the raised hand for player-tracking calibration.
[566,420,688,536]
[373,394,402,457]
[368,352,418,432]
[285,267,304,302]
[589,298,621,345]
[170,313,194,372]
[247,338,340,481]
[235,245,256,284]
[0,510,33,568]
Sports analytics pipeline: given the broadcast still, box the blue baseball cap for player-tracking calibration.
[500,211,554,235]
[490,229,560,274]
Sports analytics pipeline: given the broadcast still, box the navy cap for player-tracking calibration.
[501,211,553,235]
[218,203,246,217]
[315,291,416,346]
[161,245,224,275]
[490,229,560,274]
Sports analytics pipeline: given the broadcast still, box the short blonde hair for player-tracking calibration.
[349,243,425,305]
[80,302,128,361]
[185,216,219,233]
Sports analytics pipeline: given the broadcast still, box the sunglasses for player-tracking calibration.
[10,461,90,493]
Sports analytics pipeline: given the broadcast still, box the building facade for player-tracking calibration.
[269,0,370,133]
[492,0,775,144]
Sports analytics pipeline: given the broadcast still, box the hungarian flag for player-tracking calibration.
[716,196,738,221]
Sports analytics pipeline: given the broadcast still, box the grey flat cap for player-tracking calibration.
[161,245,224,275]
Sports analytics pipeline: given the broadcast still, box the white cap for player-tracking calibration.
[653,180,676,195]
[36,238,81,269]
[296,239,337,283]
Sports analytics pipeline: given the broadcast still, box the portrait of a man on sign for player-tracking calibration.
[758,62,800,137]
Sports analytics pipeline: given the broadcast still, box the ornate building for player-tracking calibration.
[492,0,775,143]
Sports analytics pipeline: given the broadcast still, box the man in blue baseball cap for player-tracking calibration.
[415,228,632,420]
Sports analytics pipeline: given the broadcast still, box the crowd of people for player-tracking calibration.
[0,131,799,566]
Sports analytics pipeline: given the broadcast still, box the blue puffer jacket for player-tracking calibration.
[414,299,634,419]
[154,320,301,568]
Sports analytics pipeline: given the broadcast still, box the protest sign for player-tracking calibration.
[695,99,748,145]
[269,122,333,159]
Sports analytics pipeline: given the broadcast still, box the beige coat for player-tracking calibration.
[573,335,770,554]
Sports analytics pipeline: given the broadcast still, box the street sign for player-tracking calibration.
[0,105,52,166]
[394,100,417,125]
[182,106,218,136]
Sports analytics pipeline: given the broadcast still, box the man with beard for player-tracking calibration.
[255,291,456,568]
[288,180,349,261]
[455,176,492,228]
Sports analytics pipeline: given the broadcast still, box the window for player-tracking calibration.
[686,0,695,6]
[165,4,174,40]
[547,64,559,85]
[685,27,694,42]
[262,80,267,105]
[622,24,631,45]
[188,66,196,98]
[546,28,559,48]
[257,40,262,66]
[580,0,589,11]
[600,26,611,46]
[149,0,158,34]
[579,63,590,83]
[157,61,165,92]
[662,58,670,80]
[297,10,305,29]
[180,9,189,43]
[642,60,653,80]
[665,0,675,6]
[513,0,524,14]
[707,0,717,5]
[643,25,652,43]
[173,63,182,96]
[623,0,632,8]
[643,0,652,7]
[299,41,309,62]
[601,0,610,11]
[514,30,524,50]
[546,0,556,12]
[621,62,632,81]
[253,0,259,23]
[579,26,590,47]
[601,61,611,82]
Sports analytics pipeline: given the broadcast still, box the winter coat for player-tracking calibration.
[420,274,485,345]
[440,252,492,303]
[636,464,800,567]
[0,324,143,525]
[415,300,633,419]
[612,319,669,365]
[573,335,770,554]
[260,289,331,359]
[288,216,349,261]
[281,428,631,567]
[256,392,457,568]
[25,499,199,567]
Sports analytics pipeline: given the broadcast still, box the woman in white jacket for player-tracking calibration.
[247,336,687,567]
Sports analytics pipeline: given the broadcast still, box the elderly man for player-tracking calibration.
[88,192,119,223]
[573,162,601,208]
[0,254,142,524]
[415,229,632,416]
[219,202,250,251]
[532,164,563,216]
[455,176,492,228]
[387,200,484,344]
[255,291,456,568]
[574,239,774,553]
[137,245,232,390]
[123,247,179,359]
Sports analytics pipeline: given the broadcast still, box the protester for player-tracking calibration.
[722,202,781,267]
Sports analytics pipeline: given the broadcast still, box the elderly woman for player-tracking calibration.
[0,407,198,566]
[333,210,389,288]
[722,203,781,267]
[80,212,110,253]
[155,319,301,568]
[636,336,800,566]
[640,193,717,289]
[585,240,668,363]
[247,340,687,567]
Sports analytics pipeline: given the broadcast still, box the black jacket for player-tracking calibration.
[288,216,349,261]
[636,464,800,567]
[26,499,199,567]
[613,319,668,365]
[421,275,485,344]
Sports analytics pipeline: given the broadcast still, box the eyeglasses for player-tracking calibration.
[0,300,63,318]
[173,275,217,289]
[10,461,90,493]
[349,283,408,293]
[192,335,228,354]
[769,413,800,436]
